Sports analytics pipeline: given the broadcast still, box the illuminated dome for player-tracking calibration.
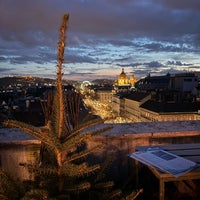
[118,68,129,85]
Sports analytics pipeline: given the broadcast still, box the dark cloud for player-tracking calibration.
[115,57,132,63]
[0,0,200,79]
[0,56,7,62]
[161,68,189,75]
[108,39,134,47]
[66,71,95,76]
[9,56,29,65]
[189,65,200,69]
[167,60,191,66]
[144,61,163,68]
[1,0,199,44]
[117,62,140,68]
[141,42,192,53]
[0,67,15,72]
[157,0,200,11]
[4,53,55,65]
[65,53,97,64]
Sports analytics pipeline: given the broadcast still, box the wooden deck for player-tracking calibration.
[135,143,200,200]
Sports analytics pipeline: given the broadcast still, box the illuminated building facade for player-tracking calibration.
[114,68,137,91]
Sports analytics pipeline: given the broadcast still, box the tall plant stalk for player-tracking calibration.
[56,14,68,140]
[2,14,112,197]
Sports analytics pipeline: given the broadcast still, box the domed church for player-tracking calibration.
[114,68,137,91]
[118,68,129,85]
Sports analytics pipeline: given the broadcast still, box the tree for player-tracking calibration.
[2,14,114,199]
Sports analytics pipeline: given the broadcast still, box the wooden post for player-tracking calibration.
[135,160,139,188]
[159,179,165,200]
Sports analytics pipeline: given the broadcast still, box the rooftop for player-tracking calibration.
[141,100,200,113]
[124,92,150,102]
[1,121,200,142]
[0,128,39,144]
[81,120,200,136]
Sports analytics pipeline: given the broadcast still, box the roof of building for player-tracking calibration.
[1,120,200,142]
[0,128,38,143]
[82,120,200,135]
[138,75,170,84]
[173,73,196,77]
[140,100,200,113]
[94,86,114,92]
[124,92,150,102]
[135,75,170,91]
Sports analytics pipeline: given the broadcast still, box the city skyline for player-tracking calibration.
[1,0,200,81]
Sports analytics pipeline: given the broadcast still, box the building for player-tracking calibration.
[94,87,114,104]
[113,73,200,122]
[135,74,170,92]
[169,73,198,92]
[169,73,199,102]
[123,92,151,122]
[136,73,199,102]
[112,93,125,117]
[114,68,137,92]
[140,100,200,122]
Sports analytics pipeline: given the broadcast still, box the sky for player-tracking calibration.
[0,0,200,81]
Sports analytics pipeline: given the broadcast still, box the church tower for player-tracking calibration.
[129,74,137,87]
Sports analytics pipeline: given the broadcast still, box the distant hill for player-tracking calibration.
[91,79,114,85]
[0,76,77,88]
[0,76,54,87]
[0,76,115,88]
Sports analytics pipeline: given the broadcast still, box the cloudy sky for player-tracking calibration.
[1,0,200,81]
